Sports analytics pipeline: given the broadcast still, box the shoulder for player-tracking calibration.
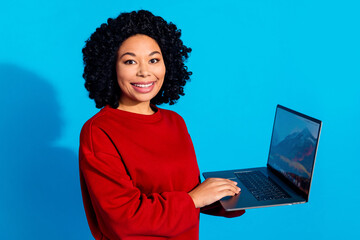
[80,107,119,154]
[157,107,190,133]
[80,107,112,139]
[158,107,186,123]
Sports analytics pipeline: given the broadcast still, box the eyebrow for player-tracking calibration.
[149,51,161,56]
[119,51,161,59]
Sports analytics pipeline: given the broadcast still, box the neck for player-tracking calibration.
[117,101,155,115]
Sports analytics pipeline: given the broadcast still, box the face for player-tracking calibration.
[116,34,166,107]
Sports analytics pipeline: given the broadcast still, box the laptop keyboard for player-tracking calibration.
[235,171,291,201]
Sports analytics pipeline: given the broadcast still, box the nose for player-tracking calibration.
[136,62,151,77]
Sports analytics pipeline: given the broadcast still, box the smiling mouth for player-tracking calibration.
[130,82,155,88]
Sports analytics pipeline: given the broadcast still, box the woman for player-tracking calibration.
[79,10,244,240]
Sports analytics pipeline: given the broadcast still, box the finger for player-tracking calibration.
[216,179,240,191]
[216,189,238,200]
[214,183,241,194]
[206,178,229,183]
[209,184,240,195]
[209,178,237,183]
[219,178,239,187]
[207,178,239,187]
[204,179,241,194]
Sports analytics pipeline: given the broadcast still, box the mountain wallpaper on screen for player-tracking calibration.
[269,127,317,194]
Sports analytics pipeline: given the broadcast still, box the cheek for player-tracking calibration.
[155,64,166,80]
[116,66,133,84]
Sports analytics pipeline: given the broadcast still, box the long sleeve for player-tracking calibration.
[79,107,201,240]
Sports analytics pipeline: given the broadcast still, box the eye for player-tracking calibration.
[149,58,160,64]
[124,60,136,65]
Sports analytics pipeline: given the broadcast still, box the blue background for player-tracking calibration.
[1,0,359,239]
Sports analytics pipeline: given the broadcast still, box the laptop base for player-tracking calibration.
[203,167,306,211]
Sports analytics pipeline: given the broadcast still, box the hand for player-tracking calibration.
[188,178,241,208]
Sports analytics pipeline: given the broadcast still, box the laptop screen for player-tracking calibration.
[268,105,321,197]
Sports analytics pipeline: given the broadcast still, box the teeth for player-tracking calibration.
[133,83,154,88]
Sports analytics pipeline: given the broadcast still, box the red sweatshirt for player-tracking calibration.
[79,106,244,240]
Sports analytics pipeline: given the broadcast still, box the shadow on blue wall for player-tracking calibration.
[0,63,88,239]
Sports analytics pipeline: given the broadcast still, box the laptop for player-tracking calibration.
[203,105,322,211]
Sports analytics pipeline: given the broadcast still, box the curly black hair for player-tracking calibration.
[82,10,192,109]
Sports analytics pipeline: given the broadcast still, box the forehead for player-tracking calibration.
[118,34,161,54]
